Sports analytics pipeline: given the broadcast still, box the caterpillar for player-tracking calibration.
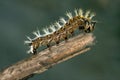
[24,9,96,54]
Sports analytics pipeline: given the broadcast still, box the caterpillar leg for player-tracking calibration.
[79,25,84,30]
[64,36,68,42]
[47,44,51,51]
[33,48,37,55]
[71,31,75,36]
[65,36,68,40]
[56,41,60,46]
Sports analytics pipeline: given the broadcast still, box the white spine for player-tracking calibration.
[66,12,73,19]
[55,22,62,29]
[43,28,51,35]
[89,13,95,19]
[85,11,90,18]
[49,25,56,32]
[79,9,83,17]
[27,46,34,54]
[27,36,32,41]
[74,9,78,16]
[24,40,32,44]
[59,17,66,24]
[33,32,39,37]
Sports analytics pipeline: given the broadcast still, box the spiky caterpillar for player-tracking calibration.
[25,9,96,54]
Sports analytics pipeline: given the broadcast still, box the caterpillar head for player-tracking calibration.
[79,18,96,33]
[77,9,96,33]
[84,20,96,33]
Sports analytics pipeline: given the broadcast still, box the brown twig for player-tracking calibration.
[0,33,95,80]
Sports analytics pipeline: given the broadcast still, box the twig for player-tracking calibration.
[0,33,95,80]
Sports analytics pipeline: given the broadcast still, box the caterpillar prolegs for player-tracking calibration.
[25,9,96,54]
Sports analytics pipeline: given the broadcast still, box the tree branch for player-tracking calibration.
[0,33,95,80]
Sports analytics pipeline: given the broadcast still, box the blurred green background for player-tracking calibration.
[0,0,120,80]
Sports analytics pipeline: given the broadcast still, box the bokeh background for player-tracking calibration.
[0,0,120,80]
